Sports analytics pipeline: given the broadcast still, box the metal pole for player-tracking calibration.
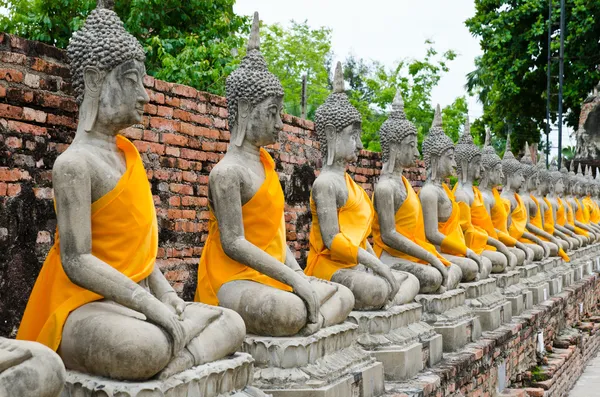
[301,75,307,119]
[557,0,565,169]
[546,0,552,167]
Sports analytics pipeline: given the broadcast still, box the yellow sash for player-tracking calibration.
[565,198,589,236]
[17,136,157,351]
[454,185,493,254]
[491,188,518,246]
[583,196,599,223]
[305,173,371,280]
[508,194,528,240]
[437,184,468,256]
[575,198,589,224]
[372,176,450,266]
[542,197,555,235]
[556,198,567,226]
[195,149,292,305]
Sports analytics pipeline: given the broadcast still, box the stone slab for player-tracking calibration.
[527,283,550,305]
[491,271,521,289]
[434,316,481,353]
[372,342,423,382]
[243,322,384,396]
[60,353,260,397]
[518,264,539,278]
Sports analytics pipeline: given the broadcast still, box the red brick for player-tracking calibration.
[0,51,27,64]
[143,130,159,142]
[166,146,180,157]
[169,196,181,207]
[0,182,6,196]
[214,117,227,129]
[133,140,165,155]
[157,106,173,118]
[0,85,6,98]
[167,209,183,219]
[3,119,47,136]
[35,92,77,112]
[182,171,198,182]
[170,183,194,195]
[524,388,544,397]
[121,127,143,140]
[144,103,157,115]
[198,127,220,139]
[5,136,22,149]
[202,141,217,152]
[7,183,21,196]
[165,96,180,107]
[155,80,173,93]
[22,107,47,123]
[0,104,23,120]
[150,117,179,132]
[31,58,70,78]
[7,87,33,103]
[180,99,197,111]
[181,210,196,219]
[180,148,206,161]
[147,89,165,104]
[172,84,197,98]
[143,75,155,88]
[0,68,23,83]
[47,113,75,128]
[190,114,212,126]
[162,133,188,147]
[33,187,53,199]
[36,230,52,244]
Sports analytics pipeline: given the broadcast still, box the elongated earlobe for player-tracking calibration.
[387,146,397,173]
[82,66,103,132]
[431,157,438,181]
[325,124,336,166]
[233,98,251,147]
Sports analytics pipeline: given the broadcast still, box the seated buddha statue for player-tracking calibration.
[530,157,571,261]
[567,164,600,239]
[478,128,532,266]
[304,63,420,310]
[563,164,595,243]
[583,166,600,228]
[0,338,65,397]
[195,14,354,336]
[371,91,463,294]
[517,144,561,257]
[419,106,490,282]
[17,2,246,381]
[500,138,549,261]
[546,162,585,249]
[453,119,515,273]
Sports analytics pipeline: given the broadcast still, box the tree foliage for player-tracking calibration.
[466,0,600,153]
[0,0,249,95]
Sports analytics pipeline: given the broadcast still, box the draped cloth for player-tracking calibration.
[541,197,570,262]
[508,193,528,240]
[436,184,468,256]
[491,188,518,246]
[565,198,589,236]
[371,176,451,266]
[195,149,292,305]
[305,173,372,281]
[556,198,567,226]
[17,136,157,351]
[575,198,590,224]
[454,185,492,255]
[583,196,600,223]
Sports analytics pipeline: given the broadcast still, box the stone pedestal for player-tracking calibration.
[518,264,540,279]
[243,322,385,397]
[520,271,550,305]
[415,289,480,353]
[60,353,262,397]
[492,270,532,316]
[348,303,442,381]
[542,258,564,296]
[459,278,512,332]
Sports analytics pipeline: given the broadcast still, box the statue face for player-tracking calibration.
[555,178,565,195]
[95,59,149,131]
[489,163,504,186]
[395,134,419,168]
[334,121,363,164]
[538,177,549,194]
[243,95,284,147]
[437,148,457,179]
[507,169,525,190]
[468,155,482,181]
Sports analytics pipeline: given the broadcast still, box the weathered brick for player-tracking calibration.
[5,136,22,149]
[0,104,23,120]
[22,107,47,123]
[150,117,180,132]
[3,119,47,136]
[172,84,197,98]
[157,105,173,118]
[0,51,27,64]
[47,113,75,128]
[163,133,188,147]
[7,183,21,196]
[0,68,23,83]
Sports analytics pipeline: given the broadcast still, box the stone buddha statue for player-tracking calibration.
[500,137,549,261]
[582,166,600,227]
[17,2,246,381]
[478,128,532,266]
[565,163,598,241]
[568,164,600,239]
[305,63,420,309]
[517,144,561,257]
[419,106,490,282]
[546,162,585,249]
[530,156,572,261]
[371,91,463,294]
[195,14,354,337]
[453,119,514,273]
[0,337,65,396]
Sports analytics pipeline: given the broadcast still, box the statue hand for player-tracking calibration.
[160,291,186,319]
[466,249,484,273]
[291,275,321,325]
[542,244,550,258]
[143,297,187,357]
[430,258,449,289]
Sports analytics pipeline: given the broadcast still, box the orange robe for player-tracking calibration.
[565,198,589,236]
[468,186,498,252]
[575,198,590,224]
[555,198,567,226]
[305,173,372,280]
[583,196,600,223]
[454,185,490,255]
[490,188,518,246]
[17,136,157,351]
[508,193,528,240]
[436,184,468,256]
[195,149,292,305]
[372,176,451,266]
[542,197,569,262]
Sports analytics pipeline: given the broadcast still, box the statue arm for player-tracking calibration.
[284,245,304,273]
[0,339,32,373]
[419,186,449,246]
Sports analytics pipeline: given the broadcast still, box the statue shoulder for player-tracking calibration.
[52,147,91,185]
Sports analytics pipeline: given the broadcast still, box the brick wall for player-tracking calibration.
[0,34,426,336]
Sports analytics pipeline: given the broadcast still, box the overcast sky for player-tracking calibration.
[234,0,574,155]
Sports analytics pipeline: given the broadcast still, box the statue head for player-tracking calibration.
[314,62,363,166]
[68,0,148,134]
[595,170,600,197]
[520,143,539,192]
[536,154,552,195]
[455,118,481,183]
[422,105,456,181]
[481,127,503,187]
[501,134,524,190]
[226,12,285,148]
[574,163,585,196]
[550,161,566,195]
[379,90,418,171]
[585,165,594,195]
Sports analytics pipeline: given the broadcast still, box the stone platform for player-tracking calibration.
[60,353,262,397]
[415,289,481,353]
[459,278,512,332]
[491,270,533,316]
[242,322,384,397]
[519,266,550,305]
[348,303,442,381]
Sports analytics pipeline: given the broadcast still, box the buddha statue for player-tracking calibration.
[17,2,246,381]
[419,106,490,282]
[517,144,562,257]
[371,91,463,294]
[478,128,532,266]
[546,162,585,249]
[561,165,592,244]
[530,156,571,261]
[567,164,600,239]
[582,166,600,227]
[453,119,515,273]
[500,137,549,261]
[0,338,66,396]
[305,63,420,309]
[195,14,354,336]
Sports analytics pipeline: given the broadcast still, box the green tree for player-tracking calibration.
[0,0,249,95]
[466,0,600,153]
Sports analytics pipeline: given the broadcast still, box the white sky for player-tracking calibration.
[234,0,574,157]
